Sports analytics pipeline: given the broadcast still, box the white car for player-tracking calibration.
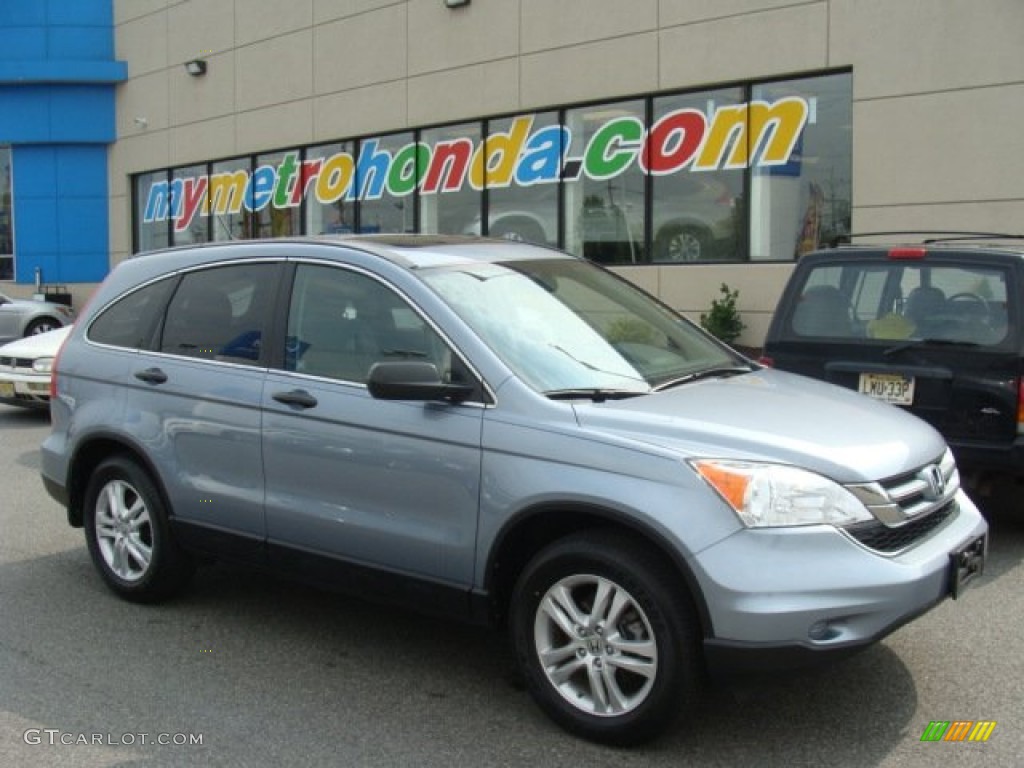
[0,325,71,409]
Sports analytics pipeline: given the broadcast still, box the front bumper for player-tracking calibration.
[0,371,51,408]
[694,489,987,676]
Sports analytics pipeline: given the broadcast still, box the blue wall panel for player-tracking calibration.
[13,145,110,284]
[0,0,124,285]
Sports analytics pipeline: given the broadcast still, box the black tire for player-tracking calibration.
[510,530,702,745]
[655,224,710,262]
[491,218,546,245]
[25,317,60,336]
[83,456,194,603]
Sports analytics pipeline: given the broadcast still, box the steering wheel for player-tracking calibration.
[948,292,989,309]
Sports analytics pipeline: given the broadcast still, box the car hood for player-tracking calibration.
[0,325,72,357]
[572,368,947,484]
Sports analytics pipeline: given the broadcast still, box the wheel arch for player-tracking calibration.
[25,315,62,334]
[484,502,712,638]
[488,213,552,243]
[66,433,172,529]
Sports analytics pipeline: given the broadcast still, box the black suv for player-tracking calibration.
[762,236,1023,491]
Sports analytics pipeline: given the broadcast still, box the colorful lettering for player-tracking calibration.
[142,97,810,234]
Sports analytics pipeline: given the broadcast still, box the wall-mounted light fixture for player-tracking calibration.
[184,59,207,77]
[444,0,470,7]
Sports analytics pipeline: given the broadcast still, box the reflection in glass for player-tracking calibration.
[210,157,252,241]
[419,122,480,236]
[172,164,209,246]
[1,146,15,279]
[651,89,744,262]
[134,170,170,253]
[357,132,415,235]
[482,112,560,246]
[254,151,301,240]
[305,142,356,235]
[563,100,645,265]
[750,73,852,260]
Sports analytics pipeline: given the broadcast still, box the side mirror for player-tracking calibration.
[367,361,474,403]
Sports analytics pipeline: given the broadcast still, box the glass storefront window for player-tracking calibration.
[171,164,209,247]
[651,89,745,262]
[419,122,480,236]
[483,112,560,246]
[1,146,13,279]
[254,151,300,239]
[750,73,852,260]
[210,157,253,241]
[563,100,646,265]
[356,132,415,235]
[131,72,851,266]
[305,142,356,235]
[135,170,170,253]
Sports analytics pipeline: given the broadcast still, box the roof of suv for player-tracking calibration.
[130,234,568,272]
[820,232,1024,255]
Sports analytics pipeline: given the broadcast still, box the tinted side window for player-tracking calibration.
[160,263,278,364]
[88,277,176,349]
[285,264,456,385]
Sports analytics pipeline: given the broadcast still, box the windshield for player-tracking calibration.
[421,258,741,394]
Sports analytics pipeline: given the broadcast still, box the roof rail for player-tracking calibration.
[827,231,1024,248]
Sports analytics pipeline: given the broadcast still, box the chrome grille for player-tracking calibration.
[843,450,960,553]
[845,500,957,553]
[0,356,34,370]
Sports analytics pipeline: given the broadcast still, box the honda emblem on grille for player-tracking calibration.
[920,464,946,501]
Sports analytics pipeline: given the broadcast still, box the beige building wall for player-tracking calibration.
[109,0,1024,347]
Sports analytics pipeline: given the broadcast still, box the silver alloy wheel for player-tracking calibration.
[665,230,702,261]
[533,573,658,717]
[93,479,154,582]
[27,319,58,335]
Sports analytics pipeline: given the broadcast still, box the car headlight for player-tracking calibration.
[32,357,54,374]
[690,459,873,528]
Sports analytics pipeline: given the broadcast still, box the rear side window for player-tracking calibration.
[159,263,279,365]
[786,261,1012,346]
[88,277,176,349]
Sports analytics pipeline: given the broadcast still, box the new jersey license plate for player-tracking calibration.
[858,372,915,405]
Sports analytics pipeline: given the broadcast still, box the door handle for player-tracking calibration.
[134,367,168,384]
[272,389,318,409]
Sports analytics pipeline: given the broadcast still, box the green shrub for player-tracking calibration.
[700,283,746,344]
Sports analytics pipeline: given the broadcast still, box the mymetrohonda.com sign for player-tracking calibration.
[144,97,809,233]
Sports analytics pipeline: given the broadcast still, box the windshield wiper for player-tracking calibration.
[883,338,981,357]
[653,365,753,392]
[544,388,647,402]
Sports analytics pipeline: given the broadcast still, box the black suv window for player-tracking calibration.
[88,277,176,349]
[285,264,460,386]
[159,263,278,364]
[788,261,1011,346]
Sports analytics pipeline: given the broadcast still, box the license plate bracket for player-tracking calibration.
[858,372,915,405]
[949,533,986,599]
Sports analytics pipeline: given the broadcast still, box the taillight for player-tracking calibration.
[888,247,926,260]
[758,355,775,367]
[1017,377,1024,435]
[49,334,70,401]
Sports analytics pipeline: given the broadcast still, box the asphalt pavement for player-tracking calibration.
[1,404,1021,767]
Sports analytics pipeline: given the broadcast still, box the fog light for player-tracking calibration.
[808,620,841,641]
